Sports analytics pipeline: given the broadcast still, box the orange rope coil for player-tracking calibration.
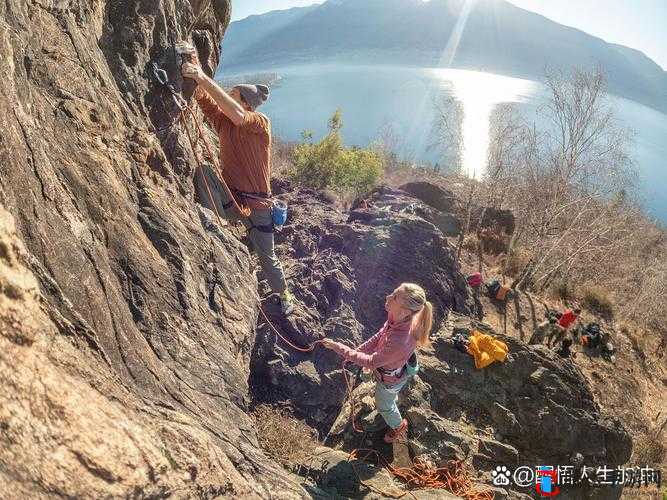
[348,449,494,500]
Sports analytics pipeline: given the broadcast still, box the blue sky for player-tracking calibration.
[230,0,667,70]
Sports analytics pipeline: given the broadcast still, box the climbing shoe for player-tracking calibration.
[384,418,408,443]
[280,290,295,315]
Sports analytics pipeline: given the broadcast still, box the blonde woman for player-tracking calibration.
[321,283,433,443]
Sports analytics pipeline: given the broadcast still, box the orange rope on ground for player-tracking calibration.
[348,449,494,500]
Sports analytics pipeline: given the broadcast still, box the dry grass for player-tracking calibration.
[252,405,318,466]
[631,429,666,467]
[462,234,479,254]
[478,227,510,255]
[549,280,575,302]
[579,285,614,320]
[501,248,532,277]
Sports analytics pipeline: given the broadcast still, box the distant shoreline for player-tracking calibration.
[218,58,667,116]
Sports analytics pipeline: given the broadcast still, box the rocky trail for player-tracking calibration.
[0,1,664,499]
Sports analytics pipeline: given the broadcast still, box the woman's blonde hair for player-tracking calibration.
[397,283,432,346]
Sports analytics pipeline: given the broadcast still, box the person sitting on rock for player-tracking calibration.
[321,283,433,443]
[182,55,294,314]
[529,317,554,345]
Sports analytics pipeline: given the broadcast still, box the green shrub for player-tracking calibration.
[580,285,614,319]
[291,110,383,197]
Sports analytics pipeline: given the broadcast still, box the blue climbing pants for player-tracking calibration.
[374,377,408,429]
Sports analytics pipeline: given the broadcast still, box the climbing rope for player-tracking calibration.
[257,305,323,353]
[348,448,494,500]
[342,359,364,433]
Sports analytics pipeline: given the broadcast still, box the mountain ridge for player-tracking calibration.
[220,0,667,113]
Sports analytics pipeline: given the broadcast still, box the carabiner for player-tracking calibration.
[151,62,169,86]
[171,92,188,111]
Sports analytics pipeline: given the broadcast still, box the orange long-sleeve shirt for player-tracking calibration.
[194,87,272,209]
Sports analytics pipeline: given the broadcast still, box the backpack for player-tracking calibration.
[586,323,601,336]
[486,279,501,296]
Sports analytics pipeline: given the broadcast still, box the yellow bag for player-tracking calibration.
[466,330,509,369]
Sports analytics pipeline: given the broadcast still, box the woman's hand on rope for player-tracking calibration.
[320,338,338,350]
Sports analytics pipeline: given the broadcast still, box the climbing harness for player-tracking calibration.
[230,189,289,233]
[378,365,407,381]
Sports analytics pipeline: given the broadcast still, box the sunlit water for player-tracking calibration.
[431,68,538,178]
[219,64,667,221]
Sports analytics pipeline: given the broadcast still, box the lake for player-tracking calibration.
[219,64,667,222]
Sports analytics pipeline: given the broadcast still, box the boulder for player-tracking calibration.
[251,181,474,432]
[296,447,405,499]
[471,206,516,235]
[398,181,457,213]
[364,185,461,236]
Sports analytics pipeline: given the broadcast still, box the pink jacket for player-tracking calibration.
[330,317,416,384]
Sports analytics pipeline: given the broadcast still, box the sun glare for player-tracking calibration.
[432,69,536,179]
[423,0,536,179]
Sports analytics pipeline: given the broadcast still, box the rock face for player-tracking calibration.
[0,1,304,497]
[250,182,474,432]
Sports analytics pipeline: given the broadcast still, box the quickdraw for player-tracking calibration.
[151,62,188,111]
